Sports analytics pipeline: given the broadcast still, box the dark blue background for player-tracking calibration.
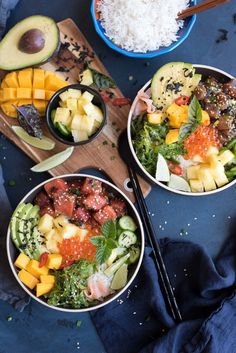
[0,1,236,352]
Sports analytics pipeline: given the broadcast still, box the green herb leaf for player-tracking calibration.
[90,236,105,247]
[89,67,116,89]
[102,219,116,238]
[96,245,112,264]
[179,96,202,142]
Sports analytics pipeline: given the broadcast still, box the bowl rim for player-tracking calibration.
[45,84,107,146]
[127,64,236,196]
[6,174,144,312]
[90,0,197,58]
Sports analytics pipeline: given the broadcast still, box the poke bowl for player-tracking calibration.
[91,0,197,59]
[127,62,236,196]
[7,174,144,312]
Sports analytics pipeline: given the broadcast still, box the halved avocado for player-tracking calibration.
[151,62,201,111]
[0,15,60,70]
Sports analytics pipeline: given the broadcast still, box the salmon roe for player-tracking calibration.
[58,227,100,267]
[184,125,221,161]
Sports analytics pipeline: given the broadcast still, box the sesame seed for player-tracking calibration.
[212,214,216,218]
[187,223,190,227]
[194,217,198,220]
[133,312,136,315]
[139,322,143,326]
[227,216,231,219]
[167,201,170,204]
[164,221,167,224]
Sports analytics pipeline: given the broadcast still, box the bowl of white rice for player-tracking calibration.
[91,0,196,58]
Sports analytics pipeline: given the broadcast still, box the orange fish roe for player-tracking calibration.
[58,227,100,267]
[184,125,221,161]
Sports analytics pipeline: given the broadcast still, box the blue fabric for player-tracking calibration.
[91,236,236,353]
[0,0,19,38]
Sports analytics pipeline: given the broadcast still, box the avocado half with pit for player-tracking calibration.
[0,15,60,70]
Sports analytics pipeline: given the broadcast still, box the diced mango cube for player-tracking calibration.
[4,72,19,88]
[26,260,49,278]
[36,283,54,297]
[3,87,17,100]
[218,150,235,166]
[45,74,67,91]
[46,254,62,270]
[201,110,210,126]
[16,87,32,99]
[54,107,71,125]
[165,129,179,145]
[33,89,45,100]
[1,80,8,88]
[33,100,47,115]
[14,252,30,270]
[45,90,55,100]
[40,275,55,285]
[18,269,39,289]
[37,214,54,234]
[166,104,188,128]
[1,101,18,118]
[147,112,164,125]
[33,69,45,89]
[18,69,33,88]
[18,99,33,106]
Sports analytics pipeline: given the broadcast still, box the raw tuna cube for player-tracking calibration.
[110,199,127,217]
[81,178,102,195]
[83,194,107,211]
[53,190,76,218]
[93,205,117,225]
[44,179,69,198]
[72,207,90,224]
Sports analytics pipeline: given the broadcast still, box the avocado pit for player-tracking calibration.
[18,28,45,54]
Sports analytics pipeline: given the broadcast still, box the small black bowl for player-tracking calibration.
[46,84,107,146]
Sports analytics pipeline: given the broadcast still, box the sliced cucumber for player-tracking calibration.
[56,122,71,136]
[118,231,137,248]
[119,216,137,232]
[155,153,170,182]
[51,109,56,122]
[104,253,130,277]
[168,174,191,192]
[106,247,126,267]
[129,245,140,264]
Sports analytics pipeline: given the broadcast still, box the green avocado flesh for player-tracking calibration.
[151,62,201,111]
[10,202,45,260]
[0,15,60,70]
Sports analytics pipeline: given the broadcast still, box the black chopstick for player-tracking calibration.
[128,166,182,323]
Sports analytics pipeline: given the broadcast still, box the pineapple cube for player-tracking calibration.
[218,150,235,166]
[37,214,54,234]
[186,165,200,180]
[206,146,219,157]
[165,129,179,145]
[54,108,71,126]
[53,215,69,230]
[72,130,89,142]
[46,239,59,254]
[201,110,210,126]
[36,283,54,297]
[46,254,62,270]
[147,112,164,125]
[91,105,103,123]
[71,114,83,130]
[61,223,79,239]
[66,98,78,111]
[91,120,101,135]
[192,155,204,163]
[26,260,49,278]
[80,115,95,136]
[77,99,86,114]
[40,275,55,285]
[80,69,93,86]
[209,162,228,187]
[18,269,39,289]
[190,179,204,192]
[59,90,70,102]
[81,91,94,103]
[208,155,219,169]
[45,229,62,242]
[14,252,30,270]
[83,102,95,116]
[197,167,216,191]
[77,228,89,242]
[67,88,81,99]
[59,100,67,108]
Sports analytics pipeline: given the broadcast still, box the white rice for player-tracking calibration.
[98,0,189,53]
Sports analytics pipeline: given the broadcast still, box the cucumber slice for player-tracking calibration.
[30,147,74,172]
[119,216,137,231]
[56,122,71,136]
[110,263,128,290]
[106,247,126,267]
[129,246,140,264]
[104,253,130,277]
[168,173,191,192]
[51,109,56,122]
[118,231,137,248]
[155,153,170,182]
[12,126,55,151]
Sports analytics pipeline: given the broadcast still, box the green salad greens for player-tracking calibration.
[131,114,185,176]
[47,260,97,309]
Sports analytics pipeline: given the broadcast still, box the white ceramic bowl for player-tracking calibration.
[7,174,144,312]
[127,64,236,196]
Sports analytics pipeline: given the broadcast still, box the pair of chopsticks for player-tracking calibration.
[177,0,230,20]
[128,166,182,323]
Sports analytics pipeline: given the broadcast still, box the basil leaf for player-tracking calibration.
[179,96,202,142]
[101,219,116,238]
[90,236,105,247]
[89,67,116,89]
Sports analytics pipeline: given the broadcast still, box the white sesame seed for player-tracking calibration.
[194,217,198,220]
[167,201,170,204]
[187,223,190,227]
[164,221,167,225]
[184,268,187,271]
[133,312,136,315]
[227,216,231,219]
[159,225,162,229]
[174,274,177,277]
[139,322,143,326]
[185,232,188,235]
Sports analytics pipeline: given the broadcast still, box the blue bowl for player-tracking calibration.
[91,0,197,59]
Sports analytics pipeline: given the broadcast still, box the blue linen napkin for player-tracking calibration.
[0,0,19,38]
[0,165,30,311]
[91,235,236,353]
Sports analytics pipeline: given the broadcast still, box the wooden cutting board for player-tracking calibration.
[0,18,151,202]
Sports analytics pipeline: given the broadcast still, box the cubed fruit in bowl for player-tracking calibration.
[60,223,79,239]
[71,114,83,130]
[14,252,30,270]
[218,150,234,166]
[40,274,55,285]
[66,98,78,111]
[36,283,54,297]
[189,179,204,192]
[187,165,200,180]
[46,254,63,270]
[37,214,54,234]
[46,239,59,254]
[80,116,95,136]
[72,130,89,142]
[67,88,81,99]
[53,215,69,230]
[92,105,104,123]
[26,260,48,278]
[18,269,39,289]
[197,168,216,191]
[54,108,71,126]
[81,91,94,103]
[83,102,95,116]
